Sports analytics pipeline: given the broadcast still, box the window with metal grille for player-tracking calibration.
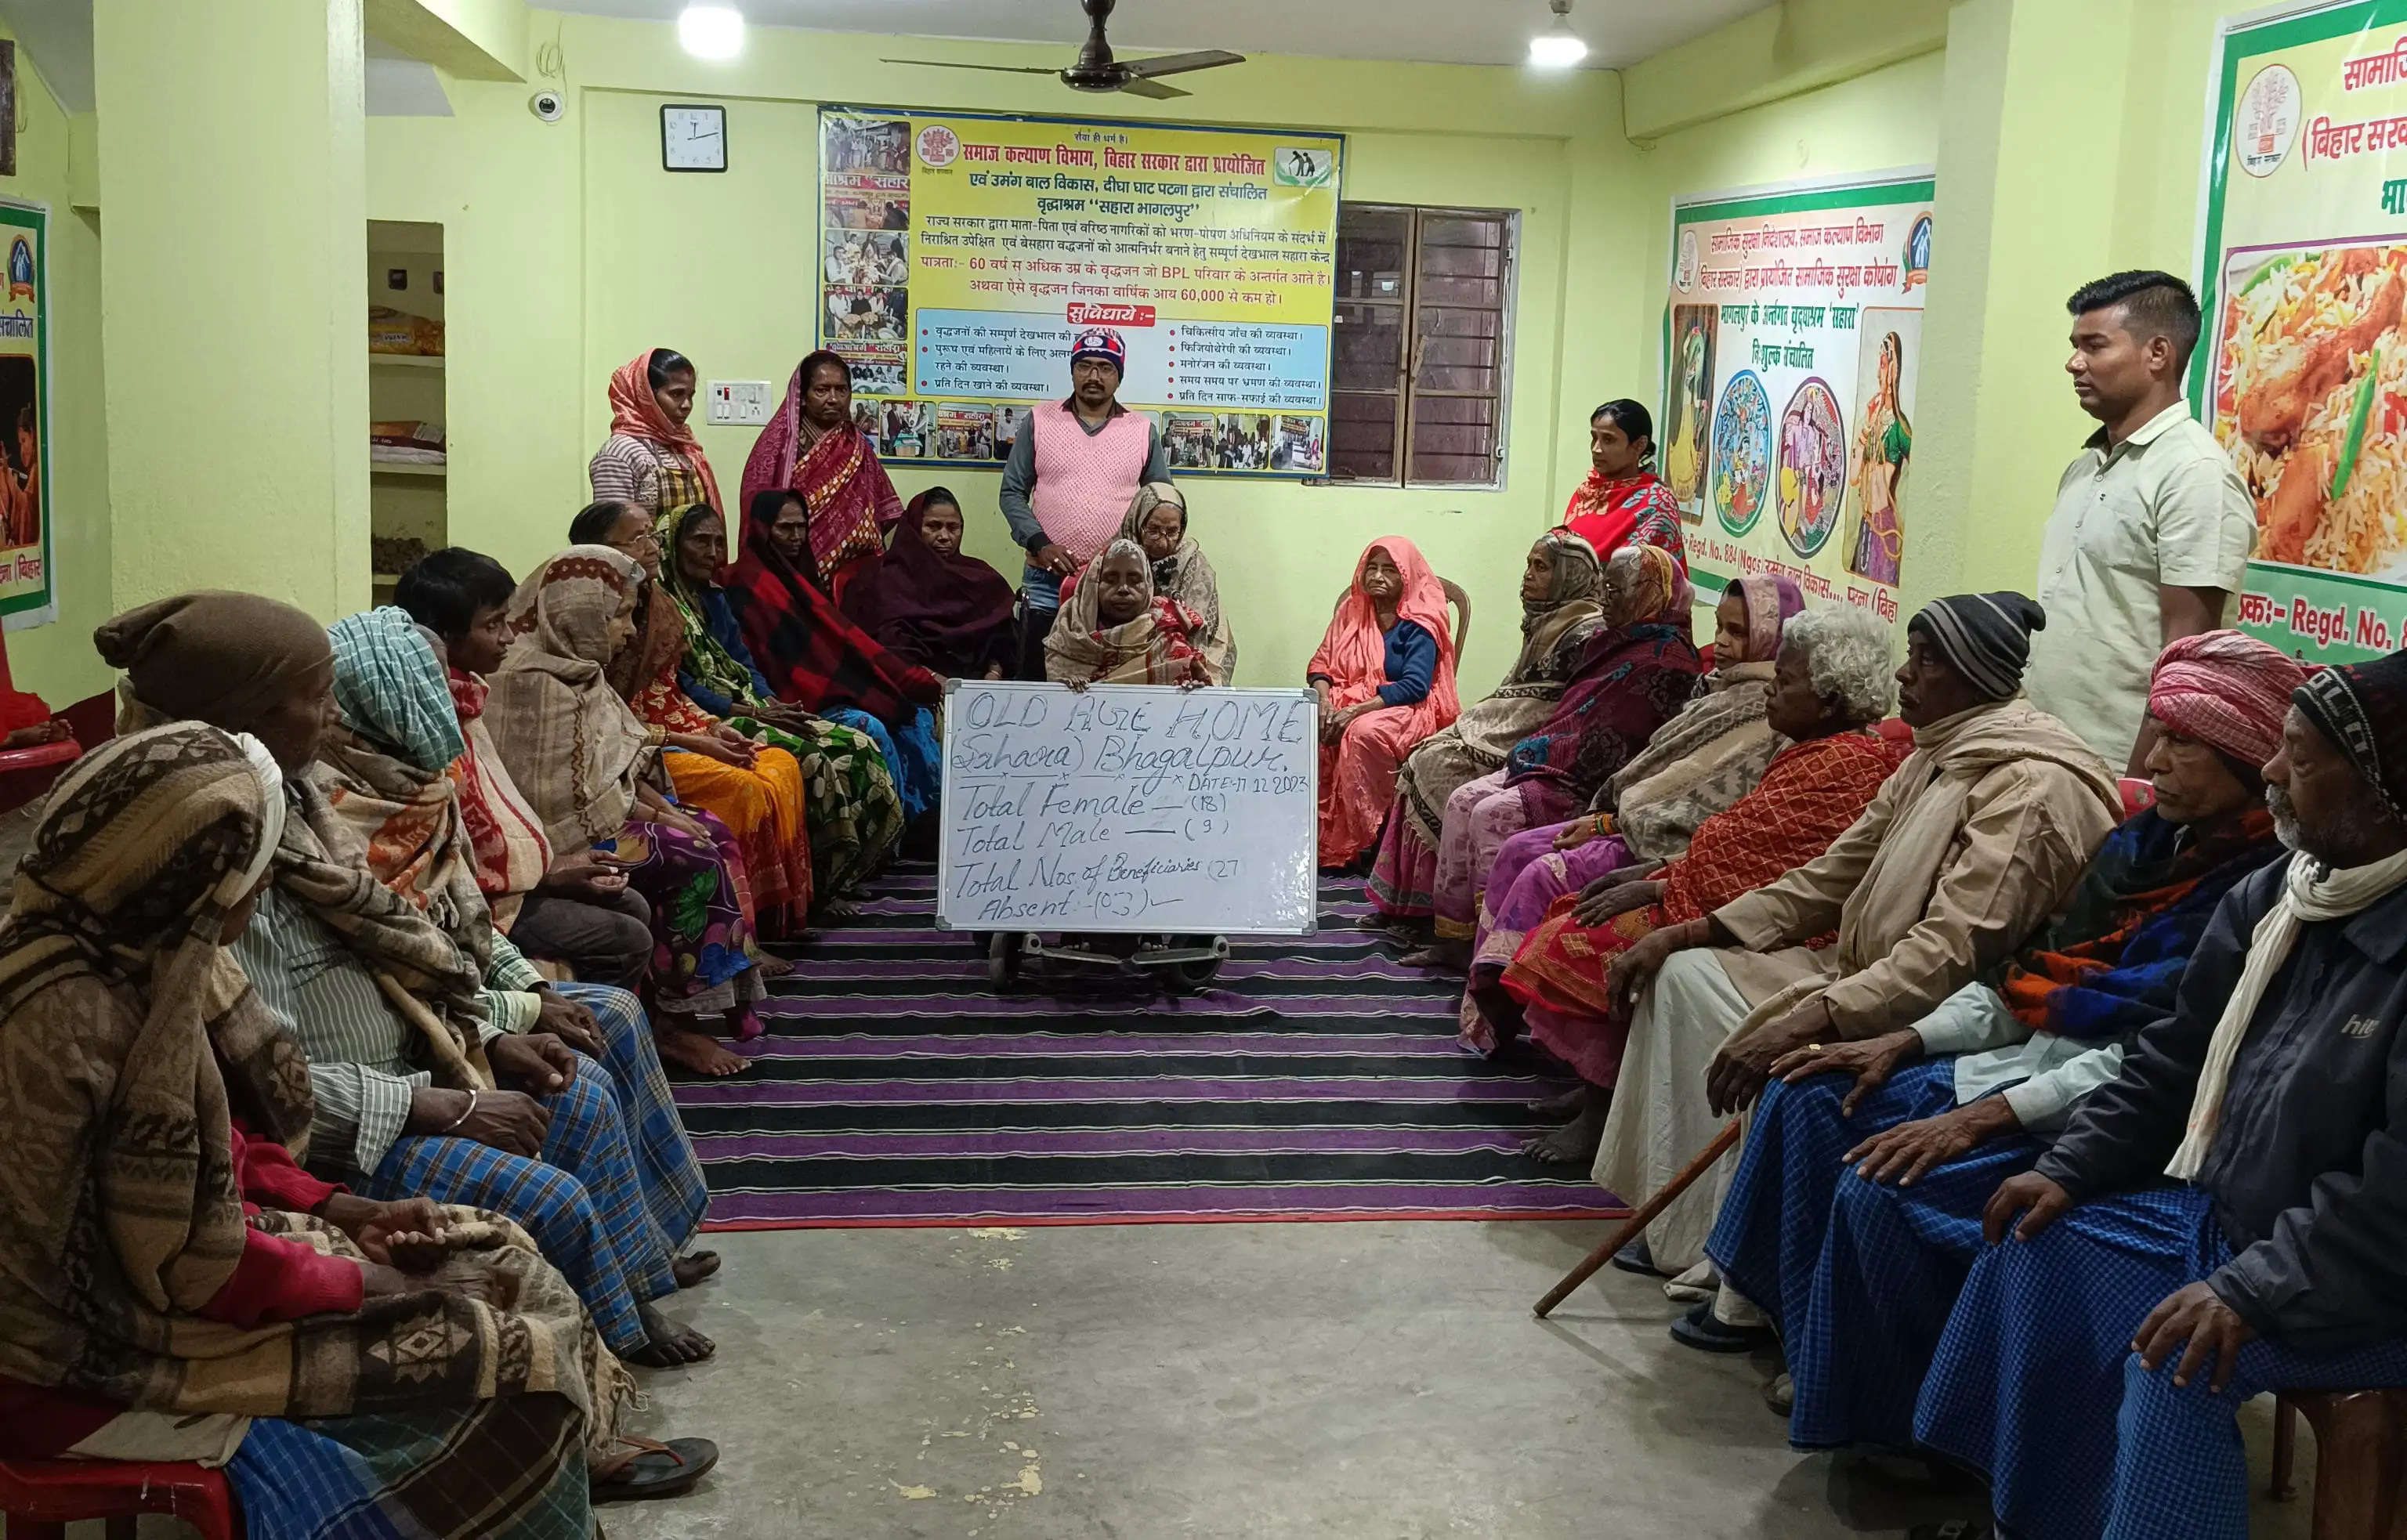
[1326,204,1518,488]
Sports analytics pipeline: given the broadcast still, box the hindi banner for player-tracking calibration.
[2199,0,2407,662]
[820,107,1342,476]
[0,198,49,628]
[1659,170,1934,629]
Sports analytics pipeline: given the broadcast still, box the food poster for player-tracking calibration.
[0,200,49,627]
[2198,0,2407,662]
[1661,172,1933,628]
[819,107,1343,476]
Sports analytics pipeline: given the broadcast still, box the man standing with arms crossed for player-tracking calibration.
[999,327,1173,678]
[2025,269,2258,772]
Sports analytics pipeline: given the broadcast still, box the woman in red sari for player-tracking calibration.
[1560,399,1687,573]
[1310,537,1460,870]
[738,352,904,607]
[1504,604,1909,1162]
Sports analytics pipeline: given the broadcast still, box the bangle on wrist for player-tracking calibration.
[439,1090,479,1135]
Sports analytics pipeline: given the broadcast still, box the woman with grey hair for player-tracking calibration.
[1460,576,1812,1049]
[1499,603,1910,1163]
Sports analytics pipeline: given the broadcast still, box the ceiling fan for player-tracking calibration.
[881,0,1246,99]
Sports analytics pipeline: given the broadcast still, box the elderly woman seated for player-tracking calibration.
[1501,604,1906,1163]
[92,591,722,1370]
[1702,631,2300,1433]
[1370,544,1702,967]
[1460,572,1804,1054]
[1594,593,2123,1303]
[0,722,714,1533]
[1043,537,1218,688]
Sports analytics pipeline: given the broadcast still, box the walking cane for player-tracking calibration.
[1533,1119,1743,1319]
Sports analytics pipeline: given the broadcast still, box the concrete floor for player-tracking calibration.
[610,1220,2315,1540]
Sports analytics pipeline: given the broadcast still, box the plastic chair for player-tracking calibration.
[2269,1390,2407,1538]
[2117,777,2158,820]
[0,1457,240,1539]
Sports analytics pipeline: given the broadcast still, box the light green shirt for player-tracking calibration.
[2023,402,2256,765]
[1912,979,2128,1133]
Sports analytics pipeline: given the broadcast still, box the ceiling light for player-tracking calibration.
[678,5,745,60]
[1529,0,1589,68]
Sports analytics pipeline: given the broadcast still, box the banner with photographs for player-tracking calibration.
[818,107,1343,475]
[2197,0,2407,663]
[1660,170,1934,627]
[0,199,48,628]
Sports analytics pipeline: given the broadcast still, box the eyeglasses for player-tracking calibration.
[610,530,661,551]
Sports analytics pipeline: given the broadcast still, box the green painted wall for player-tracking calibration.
[0,28,111,708]
[370,13,1631,693]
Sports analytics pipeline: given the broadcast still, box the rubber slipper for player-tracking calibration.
[1610,1238,1663,1277]
[1670,1300,1775,1354]
[592,1436,720,1504]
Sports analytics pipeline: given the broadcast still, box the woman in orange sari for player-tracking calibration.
[737,352,904,606]
[1310,537,1460,870]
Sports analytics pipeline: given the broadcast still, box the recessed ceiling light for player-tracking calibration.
[679,4,745,60]
[1529,0,1590,68]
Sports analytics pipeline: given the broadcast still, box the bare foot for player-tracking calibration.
[814,898,863,922]
[657,1028,748,1077]
[626,1303,715,1368]
[1520,1087,1611,1165]
[671,1250,722,1288]
[1399,941,1471,974]
[752,953,796,978]
[1527,1085,1587,1118]
[1382,922,1432,948]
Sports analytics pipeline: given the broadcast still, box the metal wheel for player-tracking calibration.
[987,931,1021,989]
[1164,937,1222,994]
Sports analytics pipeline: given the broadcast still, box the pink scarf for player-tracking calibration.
[606,350,724,514]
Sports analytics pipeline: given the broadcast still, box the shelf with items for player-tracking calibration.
[370,459,446,479]
[370,352,445,371]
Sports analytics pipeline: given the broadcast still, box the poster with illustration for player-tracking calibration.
[1663,170,1932,627]
[1842,309,1919,589]
[2196,0,2407,661]
[0,199,48,628]
[1663,305,1717,511]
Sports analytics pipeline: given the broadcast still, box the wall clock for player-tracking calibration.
[661,104,727,172]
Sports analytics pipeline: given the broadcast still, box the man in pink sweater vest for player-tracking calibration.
[1000,327,1173,677]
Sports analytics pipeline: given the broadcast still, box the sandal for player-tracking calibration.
[1670,1300,1775,1354]
[592,1435,720,1504]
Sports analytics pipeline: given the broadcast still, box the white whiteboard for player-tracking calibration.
[936,680,1319,935]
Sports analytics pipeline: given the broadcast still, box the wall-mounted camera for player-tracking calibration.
[530,90,566,123]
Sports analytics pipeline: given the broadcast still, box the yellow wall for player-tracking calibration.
[0,29,111,708]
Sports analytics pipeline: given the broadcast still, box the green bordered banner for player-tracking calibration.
[1659,168,1933,631]
[2195,0,2407,662]
[817,106,1342,478]
[0,198,49,628]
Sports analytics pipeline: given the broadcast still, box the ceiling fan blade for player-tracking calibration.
[1117,76,1193,99]
[878,58,1062,74]
[1121,49,1246,78]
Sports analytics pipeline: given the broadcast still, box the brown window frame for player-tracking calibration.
[1326,202,1519,490]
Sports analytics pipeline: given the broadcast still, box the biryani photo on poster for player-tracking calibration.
[2214,240,2407,577]
[0,356,34,551]
[1664,304,1717,515]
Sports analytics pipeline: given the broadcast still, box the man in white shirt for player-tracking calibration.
[2024,270,2257,772]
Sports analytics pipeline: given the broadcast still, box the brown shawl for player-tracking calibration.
[1395,530,1606,848]
[0,725,617,1433]
[1599,661,1785,860]
[1118,483,1237,682]
[485,546,664,849]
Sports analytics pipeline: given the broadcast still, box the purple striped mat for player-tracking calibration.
[675,870,1627,1228]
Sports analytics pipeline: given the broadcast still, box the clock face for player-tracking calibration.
[662,105,726,172]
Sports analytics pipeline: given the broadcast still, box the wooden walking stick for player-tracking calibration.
[1533,1119,1743,1319]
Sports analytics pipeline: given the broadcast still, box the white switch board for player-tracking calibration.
[708,379,773,426]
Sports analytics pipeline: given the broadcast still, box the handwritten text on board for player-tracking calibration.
[936,682,1319,933]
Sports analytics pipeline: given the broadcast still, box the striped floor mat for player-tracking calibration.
[674,868,1630,1228]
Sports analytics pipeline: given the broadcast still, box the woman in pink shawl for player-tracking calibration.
[739,352,903,608]
[589,347,725,516]
[1311,537,1461,869]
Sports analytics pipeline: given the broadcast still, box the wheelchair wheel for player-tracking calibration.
[1164,937,1222,994]
[987,931,1022,989]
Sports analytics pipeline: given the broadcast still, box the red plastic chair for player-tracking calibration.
[0,1457,239,1539]
[2118,777,2159,819]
